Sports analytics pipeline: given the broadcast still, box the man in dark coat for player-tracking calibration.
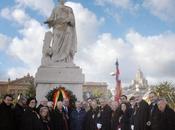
[14,96,27,130]
[70,101,86,130]
[98,99,112,130]
[132,97,150,130]
[0,94,15,130]
[52,101,68,130]
[63,98,73,130]
[148,92,161,130]
[157,98,175,130]
[83,100,99,130]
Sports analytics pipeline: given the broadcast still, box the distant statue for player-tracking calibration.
[44,0,77,64]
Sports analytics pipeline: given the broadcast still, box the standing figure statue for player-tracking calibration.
[44,0,77,63]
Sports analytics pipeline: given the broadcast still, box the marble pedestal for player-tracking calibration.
[35,64,85,103]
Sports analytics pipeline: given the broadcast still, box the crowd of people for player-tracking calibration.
[0,91,175,130]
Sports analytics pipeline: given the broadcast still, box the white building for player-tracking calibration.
[124,69,150,97]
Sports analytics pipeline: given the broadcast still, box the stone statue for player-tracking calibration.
[44,0,77,64]
[41,31,53,66]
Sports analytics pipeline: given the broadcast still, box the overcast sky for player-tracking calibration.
[0,0,175,88]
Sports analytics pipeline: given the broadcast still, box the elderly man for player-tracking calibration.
[36,97,48,113]
[157,98,175,130]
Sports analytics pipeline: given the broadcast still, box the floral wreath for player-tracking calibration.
[46,86,77,109]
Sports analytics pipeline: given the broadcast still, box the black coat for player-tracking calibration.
[159,105,175,130]
[119,110,132,130]
[52,109,68,130]
[149,103,161,130]
[63,106,73,130]
[70,109,86,130]
[99,104,112,130]
[111,108,121,130]
[40,118,54,130]
[14,103,25,130]
[20,107,43,130]
[83,108,99,130]
[133,100,150,130]
[0,102,15,130]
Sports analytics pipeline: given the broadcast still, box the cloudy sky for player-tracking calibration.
[0,0,175,88]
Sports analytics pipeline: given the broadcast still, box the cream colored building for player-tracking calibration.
[0,74,34,97]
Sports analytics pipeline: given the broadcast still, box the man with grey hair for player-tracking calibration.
[157,98,175,130]
[36,97,48,113]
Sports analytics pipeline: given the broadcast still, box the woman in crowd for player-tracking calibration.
[39,106,54,130]
[117,103,131,130]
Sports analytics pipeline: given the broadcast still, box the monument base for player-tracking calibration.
[35,65,85,102]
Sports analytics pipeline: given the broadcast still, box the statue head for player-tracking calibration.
[59,0,65,5]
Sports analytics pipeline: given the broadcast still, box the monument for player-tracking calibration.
[35,0,84,102]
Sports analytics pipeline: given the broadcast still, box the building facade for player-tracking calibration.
[83,82,108,100]
[123,69,150,98]
[0,74,34,98]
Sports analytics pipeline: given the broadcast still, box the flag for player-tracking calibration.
[114,60,122,102]
[115,60,120,80]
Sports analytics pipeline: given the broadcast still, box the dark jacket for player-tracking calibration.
[159,105,175,130]
[14,103,26,130]
[83,108,99,130]
[20,107,43,130]
[52,108,68,130]
[149,102,161,130]
[119,110,132,130]
[63,106,73,130]
[133,100,150,130]
[111,108,121,130]
[40,118,54,130]
[0,102,15,130]
[70,108,86,130]
[99,104,112,130]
